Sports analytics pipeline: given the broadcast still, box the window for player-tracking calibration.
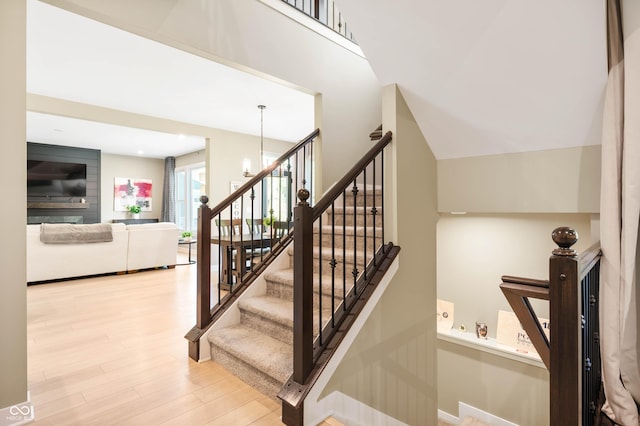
[261,152,293,223]
[175,163,206,233]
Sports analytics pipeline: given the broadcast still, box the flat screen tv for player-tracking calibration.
[27,160,87,197]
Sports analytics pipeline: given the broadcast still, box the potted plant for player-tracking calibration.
[181,231,192,242]
[126,204,141,219]
[263,209,275,231]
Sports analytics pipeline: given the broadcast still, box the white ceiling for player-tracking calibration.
[28,0,609,161]
[336,0,608,159]
[26,0,315,159]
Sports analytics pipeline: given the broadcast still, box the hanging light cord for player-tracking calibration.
[258,104,266,169]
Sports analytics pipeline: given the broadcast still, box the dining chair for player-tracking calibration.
[214,218,243,283]
[245,218,265,235]
[245,218,271,266]
[215,218,242,236]
[272,220,293,239]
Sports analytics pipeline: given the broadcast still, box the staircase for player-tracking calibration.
[207,188,382,398]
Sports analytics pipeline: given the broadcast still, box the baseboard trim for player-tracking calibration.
[316,391,408,426]
[0,391,34,426]
[438,409,459,424]
[459,402,518,426]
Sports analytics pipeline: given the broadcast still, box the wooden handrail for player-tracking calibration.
[501,275,549,288]
[312,131,392,218]
[208,128,319,220]
[578,242,602,281]
[500,279,550,368]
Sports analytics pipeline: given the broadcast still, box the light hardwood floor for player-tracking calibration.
[27,252,340,426]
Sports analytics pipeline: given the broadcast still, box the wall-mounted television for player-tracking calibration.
[27,160,87,197]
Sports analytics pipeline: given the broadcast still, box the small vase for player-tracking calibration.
[132,213,140,220]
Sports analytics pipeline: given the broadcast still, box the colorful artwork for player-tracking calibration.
[114,177,153,211]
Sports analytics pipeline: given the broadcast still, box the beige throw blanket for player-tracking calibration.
[40,223,113,244]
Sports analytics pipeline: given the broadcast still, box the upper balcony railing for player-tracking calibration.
[280,0,355,42]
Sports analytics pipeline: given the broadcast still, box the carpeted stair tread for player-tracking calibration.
[265,269,348,298]
[239,296,293,328]
[208,324,292,383]
[240,294,336,332]
[315,224,383,236]
[329,205,382,214]
[286,246,368,263]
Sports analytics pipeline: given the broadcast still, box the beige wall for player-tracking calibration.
[438,145,601,213]
[438,213,593,338]
[437,339,550,425]
[323,85,438,424]
[42,0,383,191]
[176,149,206,169]
[100,154,165,222]
[208,133,293,206]
[0,0,28,409]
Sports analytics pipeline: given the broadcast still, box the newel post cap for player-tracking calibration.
[199,195,209,205]
[551,226,578,256]
[297,188,310,206]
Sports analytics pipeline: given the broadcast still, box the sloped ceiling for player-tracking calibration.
[335,0,608,159]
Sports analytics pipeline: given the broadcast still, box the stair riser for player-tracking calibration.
[240,310,292,345]
[240,300,337,346]
[267,279,346,308]
[312,257,366,278]
[286,248,368,277]
[316,233,382,252]
[341,193,383,207]
[330,212,383,228]
[209,345,282,397]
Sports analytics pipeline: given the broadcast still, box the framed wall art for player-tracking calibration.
[114,177,153,211]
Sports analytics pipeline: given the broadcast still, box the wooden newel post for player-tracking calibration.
[196,195,212,331]
[549,226,581,425]
[293,188,313,384]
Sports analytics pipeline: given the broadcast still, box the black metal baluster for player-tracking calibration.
[318,214,323,346]
[372,156,378,266]
[363,168,367,280]
[342,189,347,310]
[351,181,358,294]
[330,202,336,327]
[381,150,385,248]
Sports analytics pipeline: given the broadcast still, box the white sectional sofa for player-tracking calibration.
[26,222,179,283]
[126,222,181,271]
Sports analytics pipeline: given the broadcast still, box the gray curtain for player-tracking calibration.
[161,156,176,223]
[600,0,640,423]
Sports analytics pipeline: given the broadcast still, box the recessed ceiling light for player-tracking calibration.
[137,150,144,155]
[53,128,63,132]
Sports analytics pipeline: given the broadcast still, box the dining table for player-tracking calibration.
[213,233,275,289]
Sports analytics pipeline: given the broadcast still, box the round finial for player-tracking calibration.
[552,226,578,256]
[199,195,209,205]
[297,188,310,205]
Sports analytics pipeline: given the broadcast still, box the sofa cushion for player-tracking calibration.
[126,222,179,271]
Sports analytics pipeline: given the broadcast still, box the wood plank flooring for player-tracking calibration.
[27,253,340,425]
